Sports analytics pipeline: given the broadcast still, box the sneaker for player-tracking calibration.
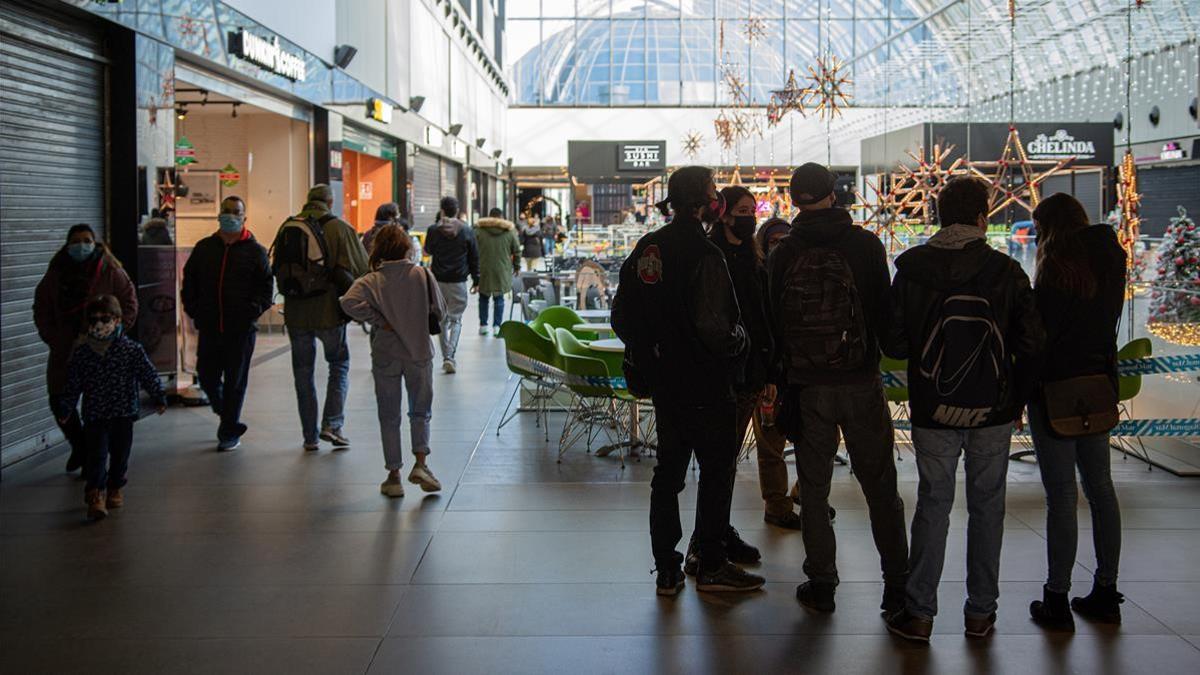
[216,438,241,452]
[683,536,700,577]
[886,608,933,643]
[1030,585,1075,631]
[303,441,320,452]
[881,584,906,615]
[655,564,686,597]
[320,428,351,448]
[492,326,501,337]
[764,510,803,530]
[105,488,124,510]
[479,327,489,336]
[408,464,442,492]
[724,526,761,564]
[1071,582,1124,624]
[695,562,765,593]
[964,612,996,638]
[380,475,405,498]
[85,489,107,521]
[442,360,457,374]
[795,581,836,612]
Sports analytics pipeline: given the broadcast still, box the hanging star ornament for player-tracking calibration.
[1116,148,1142,269]
[855,175,924,253]
[892,144,967,224]
[742,17,768,45]
[968,126,1073,218]
[767,69,809,127]
[681,130,704,159]
[802,55,853,119]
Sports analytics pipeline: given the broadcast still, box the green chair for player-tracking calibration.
[1113,338,1153,469]
[554,328,625,464]
[532,306,599,341]
[497,321,563,439]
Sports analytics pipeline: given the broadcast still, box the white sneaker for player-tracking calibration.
[442,360,457,374]
[492,326,501,337]
[478,327,489,336]
[408,464,442,492]
[380,475,405,497]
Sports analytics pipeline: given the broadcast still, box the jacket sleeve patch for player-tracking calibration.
[637,244,663,285]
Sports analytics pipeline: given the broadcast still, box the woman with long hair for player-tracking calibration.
[340,226,446,498]
[1027,192,1128,629]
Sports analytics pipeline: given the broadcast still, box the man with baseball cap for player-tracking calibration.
[768,162,909,615]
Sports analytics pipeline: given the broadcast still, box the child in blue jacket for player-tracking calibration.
[55,295,166,521]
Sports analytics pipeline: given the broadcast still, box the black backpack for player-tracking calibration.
[271,214,336,299]
[778,240,867,377]
[917,292,1008,428]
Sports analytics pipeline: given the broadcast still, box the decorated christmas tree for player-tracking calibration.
[1148,206,1200,345]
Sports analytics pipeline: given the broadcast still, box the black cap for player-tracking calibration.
[655,165,713,216]
[789,163,837,205]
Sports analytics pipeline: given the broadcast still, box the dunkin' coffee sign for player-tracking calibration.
[1026,129,1097,160]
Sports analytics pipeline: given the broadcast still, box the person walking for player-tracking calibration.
[520,213,543,272]
[181,196,274,451]
[278,184,369,451]
[474,207,520,336]
[54,295,166,521]
[885,176,1044,642]
[541,215,558,258]
[34,224,138,473]
[768,163,909,615]
[612,165,764,597]
[1026,193,1127,629]
[341,226,445,498]
[424,196,480,373]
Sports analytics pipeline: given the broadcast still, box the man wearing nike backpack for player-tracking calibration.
[885,176,1045,643]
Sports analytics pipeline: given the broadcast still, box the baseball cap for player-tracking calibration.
[789,163,837,205]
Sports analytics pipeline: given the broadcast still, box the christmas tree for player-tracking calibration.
[1148,206,1200,334]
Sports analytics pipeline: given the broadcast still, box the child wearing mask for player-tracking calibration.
[55,295,166,521]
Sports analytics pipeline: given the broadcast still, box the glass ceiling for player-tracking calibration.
[506,0,1199,108]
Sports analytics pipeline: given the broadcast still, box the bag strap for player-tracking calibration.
[424,267,437,308]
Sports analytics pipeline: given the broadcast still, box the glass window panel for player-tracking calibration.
[507,19,543,103]
[507,0,541,18]
[574,19,611,103]
[646,0,681,19]
[856,19,887,55]
[542,19,576,103]
[783,19,817,70]
[825,19,853,57]
[681,19,716,104]
[785,0,819,18]
[612,0,647,18]
[749,19,784,104]
[681,0,715,17]
[611,19,645,103]
[576,0,610,18]
[748,0,784,18]
[828,0,853,19]
[718,0,749,19]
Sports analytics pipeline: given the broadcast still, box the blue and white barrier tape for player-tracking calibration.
[894,417,1200,437]
[883,354,1200,386]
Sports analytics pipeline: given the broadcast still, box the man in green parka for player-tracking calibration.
[473,207,520,336]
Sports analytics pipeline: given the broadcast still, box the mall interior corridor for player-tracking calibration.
[3,311,1200,674]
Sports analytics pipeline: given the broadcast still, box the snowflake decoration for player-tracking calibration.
[720,63,749,106]
[743,17,768,45]
[802,55,853,119]
[855,174,924,253]
[681,130,704,159]
[891,143,968,224]
[968,126,1073,218]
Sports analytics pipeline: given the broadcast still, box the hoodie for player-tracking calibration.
[887,224,1045,429]
[474,217,521,295]
[425,217,480,285]
[340,259,446,362]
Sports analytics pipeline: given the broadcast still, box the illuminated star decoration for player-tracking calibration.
[742,17,768,45]
[855,174,924,253]
[802,55,853,119]
[681,130,704,159]
[767,69,809,127]
[1116,149,1142,269]
[968,126,1072,218]
[892,143,967,225]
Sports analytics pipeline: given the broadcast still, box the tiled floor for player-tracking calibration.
[3,313,1200,675]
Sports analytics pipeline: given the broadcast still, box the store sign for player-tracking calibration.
[618,142,665,171]
[359,182,373,199]
[174,136,196,166]
[367,98,393,124]
[1026,129,1097,160]
[228,28,306,81]
[1161,141,1187,161]
[219,163,241,187]
[330,149,343,170]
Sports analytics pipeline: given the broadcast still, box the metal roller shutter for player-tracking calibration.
[441,159,461,211]
[1,0,106,465]
[1139,165,1200,237]
[412,153,441,229]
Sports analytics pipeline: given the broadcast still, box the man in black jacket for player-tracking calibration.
[884,176,1045,642]
[612,165,763,597]
[181,196,274,451]
[425,196,480,373]
[768,163,909,615]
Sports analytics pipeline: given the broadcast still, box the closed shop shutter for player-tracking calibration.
[441,160,462,210]
[1139,164,1200,237]
[412,153,441,229]
[1,0,106,464]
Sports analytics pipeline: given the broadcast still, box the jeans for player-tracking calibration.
[196,330,256,441]
[908,423,1012,620]
[437,281,468,363]
[371,347,433,471]
[1029,403,1122,592]
[791,379,909,587]
[478,293,505,328]
[83,416,134,491]
[289,325,350,445]
[650,398,738,572]
[543,236,556,258]
[738,390,793,517]
[51,394,86,465]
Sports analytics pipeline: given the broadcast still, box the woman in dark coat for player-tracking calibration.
[33,224,138,472]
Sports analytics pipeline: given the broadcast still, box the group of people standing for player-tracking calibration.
[613,163,1128,640]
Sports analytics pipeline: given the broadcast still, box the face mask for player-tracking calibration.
[67,242,95,262]
[218,213,245,233]
[731,215,756,241]
[699,193,726,225]
[87,317,120,341]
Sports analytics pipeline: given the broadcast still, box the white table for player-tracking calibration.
[588,337,625,352]
[576,309,611,322]
[574,323,615,336]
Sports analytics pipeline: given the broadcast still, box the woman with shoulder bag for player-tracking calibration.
[340,227,446,498]
[1027,193,1128,630]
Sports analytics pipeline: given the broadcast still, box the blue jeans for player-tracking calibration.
[478,293,505,328]
[371,341,433,471]
[289,326,350,445]
[907,423,1012,620]
[84,416,134,492]
[1029,403,1121,592]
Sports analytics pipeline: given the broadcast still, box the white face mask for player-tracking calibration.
[87,316,120,341]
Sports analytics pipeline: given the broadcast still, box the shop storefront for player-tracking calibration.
[340,123,402,233]
[1132,137,1200,237]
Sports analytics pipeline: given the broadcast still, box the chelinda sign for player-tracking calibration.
[1026,129,1096,160]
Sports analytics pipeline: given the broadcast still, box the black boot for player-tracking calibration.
[796,581,836,612]
[724,526,761,564]
[1030,585,1075,630]
[1072,582,1124,624]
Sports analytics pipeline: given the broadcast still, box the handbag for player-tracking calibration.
[423,268,442,335]
[1041,373,1118,438]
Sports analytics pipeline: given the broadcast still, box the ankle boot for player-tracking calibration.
[1030,585,1075,630]
[1072,582,1124,624]
[84,489,107,521]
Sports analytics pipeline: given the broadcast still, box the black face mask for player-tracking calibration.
[730,215,756,241]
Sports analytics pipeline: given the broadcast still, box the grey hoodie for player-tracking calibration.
[340,259,446,362]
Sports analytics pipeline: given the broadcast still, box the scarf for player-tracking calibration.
[928,223,986,250]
